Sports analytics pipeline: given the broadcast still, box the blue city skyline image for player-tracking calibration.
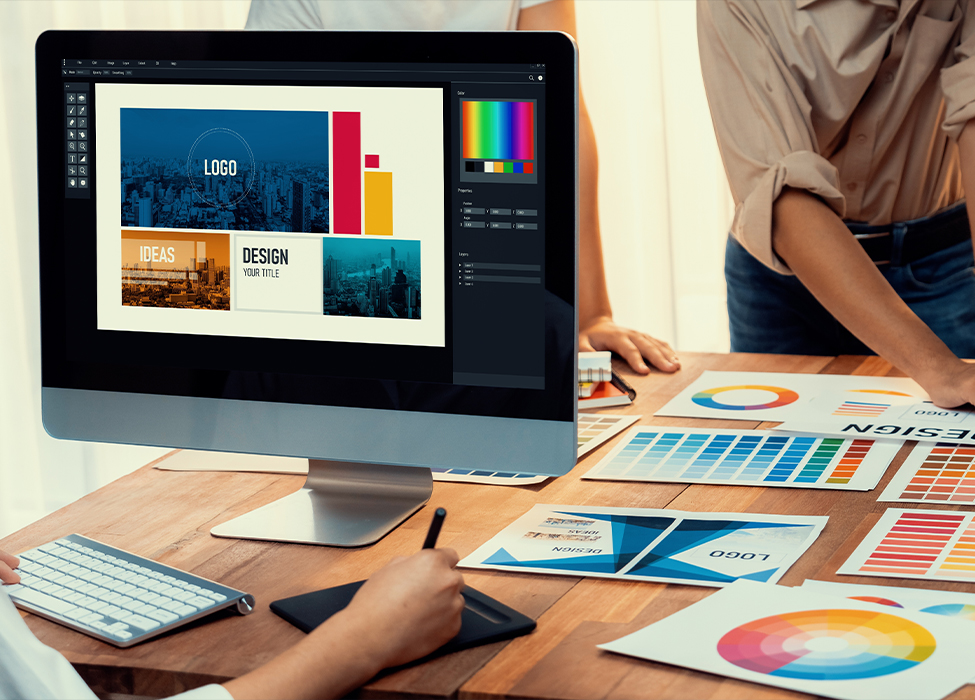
[323,238,421,320]
[120,108,330,234]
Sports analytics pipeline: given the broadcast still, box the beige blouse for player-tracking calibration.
[698,0,975,273]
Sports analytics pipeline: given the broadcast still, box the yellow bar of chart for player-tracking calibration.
[364,171,393,236]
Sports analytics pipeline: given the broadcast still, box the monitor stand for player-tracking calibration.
[211,459,432,547]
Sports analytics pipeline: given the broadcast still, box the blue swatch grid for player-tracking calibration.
[592,430,847,486]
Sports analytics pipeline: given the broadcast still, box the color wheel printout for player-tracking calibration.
[583,427,900,490]
[655,371,924,423]
[878,441,975,504]
[598,580,975,700]
[800,580,975,620]
[459,505,827,587]
[838,509,975,583]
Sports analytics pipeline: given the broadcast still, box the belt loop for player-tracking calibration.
[890,222,907,266]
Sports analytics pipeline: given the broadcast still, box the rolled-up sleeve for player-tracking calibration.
[697,0,846,273]
[942,4,975,140]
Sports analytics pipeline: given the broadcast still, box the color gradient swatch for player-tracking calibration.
[584,428,897,490]
[717,609,936,680]
[838,509,975,583]
[462,100,534,160]
[880,442,975,504]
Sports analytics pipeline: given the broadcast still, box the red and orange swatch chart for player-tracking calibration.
[332,112,393,236]
[879,442,975,504]
[838,509,975,583]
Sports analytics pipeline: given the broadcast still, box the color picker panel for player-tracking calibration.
[899,443,975,503]
[462,100,534,160]
[857,511,966,576]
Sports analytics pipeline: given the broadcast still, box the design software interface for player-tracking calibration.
[59,55,553,393]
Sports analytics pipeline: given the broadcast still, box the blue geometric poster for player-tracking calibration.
[460,505,827,587]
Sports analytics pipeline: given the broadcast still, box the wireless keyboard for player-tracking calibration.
[3,534,254,647]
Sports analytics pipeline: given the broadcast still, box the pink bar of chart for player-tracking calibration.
[333,112,361,234]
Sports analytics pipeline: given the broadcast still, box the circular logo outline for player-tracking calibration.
[186,127,256,210]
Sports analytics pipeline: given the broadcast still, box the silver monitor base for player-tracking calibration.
[211,459,432,547]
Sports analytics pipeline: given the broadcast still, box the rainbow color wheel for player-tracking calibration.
[691,385,799,411]
[920,603,975,620]
[717,609,935,681]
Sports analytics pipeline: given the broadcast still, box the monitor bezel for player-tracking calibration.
[36,30,577,476]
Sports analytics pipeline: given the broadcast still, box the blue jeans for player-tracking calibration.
[725,216,975,358]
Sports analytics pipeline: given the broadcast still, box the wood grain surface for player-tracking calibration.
[4,352,975,700]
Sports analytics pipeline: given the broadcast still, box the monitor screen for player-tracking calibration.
[36,30,578,544]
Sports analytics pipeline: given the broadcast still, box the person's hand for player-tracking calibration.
[0,550,21,585]
[918,360,975,409]
[331,548,465,669]
[580,316,680,375]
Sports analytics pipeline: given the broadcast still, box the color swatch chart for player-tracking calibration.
[838,509,975,583]
[879,442,975,504]
[583,428,899,490]
[577,413,640,458]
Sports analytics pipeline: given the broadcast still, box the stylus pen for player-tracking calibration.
[423,508,447,549]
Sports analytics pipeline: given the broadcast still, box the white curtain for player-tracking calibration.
[0,0,733,539]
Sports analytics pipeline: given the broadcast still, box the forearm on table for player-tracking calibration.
[771,188,963,388]
[221,609,384,700]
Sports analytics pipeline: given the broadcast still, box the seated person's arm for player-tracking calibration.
[772,188,975,407]
[518,0,680,374]
[222,548,464,700]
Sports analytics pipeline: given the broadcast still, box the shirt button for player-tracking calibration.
[886,72,895,83]
[847,182,858,192]
[885,9,896,21]
[857,134,867,145]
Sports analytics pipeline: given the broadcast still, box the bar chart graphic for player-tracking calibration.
[838,509,975,583]
[832,390,916,417]
[461,100,537,183]
[332,112,394,236]
[583,428,899,490]
[880,442,975,504]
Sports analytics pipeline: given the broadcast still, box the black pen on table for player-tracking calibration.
[423,507,447,549]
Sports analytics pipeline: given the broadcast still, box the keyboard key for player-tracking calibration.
[13,587,78,615]
[121,614,159,631]
[79,612,104,625]
[189,596,215,608]
[147,609,180,624]
[201,591,227,602]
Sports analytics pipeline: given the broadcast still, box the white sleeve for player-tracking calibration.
[0,589,98,700]
[519,0,555,9]
[171,684,234,700]
[0,589,233,700]
[245,0,323,30]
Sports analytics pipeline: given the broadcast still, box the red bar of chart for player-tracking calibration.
[333,112,361,235]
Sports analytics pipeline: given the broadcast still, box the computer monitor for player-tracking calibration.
[36,30,577,546]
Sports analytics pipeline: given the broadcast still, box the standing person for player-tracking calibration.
[247,0,681,375]
[699,0,975,407]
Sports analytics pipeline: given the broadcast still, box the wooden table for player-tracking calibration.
[5,352,975,700]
